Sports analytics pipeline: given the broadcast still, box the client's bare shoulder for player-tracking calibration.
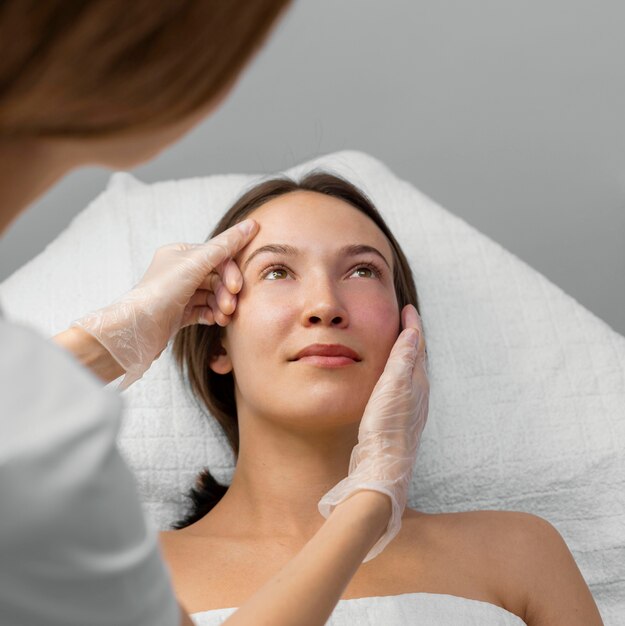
[396,508,603,626]
[354,508,530,616]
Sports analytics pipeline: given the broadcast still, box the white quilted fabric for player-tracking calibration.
[0,150,623,624]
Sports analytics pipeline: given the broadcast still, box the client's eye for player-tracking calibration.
[349,262,383,279]
[259,261,383,281]
[351,266,374,279]
[260,264,290,280]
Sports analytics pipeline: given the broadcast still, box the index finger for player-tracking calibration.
[197,218,259,271]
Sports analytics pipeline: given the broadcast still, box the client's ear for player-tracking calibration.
[209,343,233,375]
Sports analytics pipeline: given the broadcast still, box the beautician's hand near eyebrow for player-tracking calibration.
[69,219,259,390]
[318,303,429,562]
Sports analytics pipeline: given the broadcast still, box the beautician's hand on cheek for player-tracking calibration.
[71,219,259,391]
[318,303,429,562]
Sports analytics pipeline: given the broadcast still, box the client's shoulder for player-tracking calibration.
[400,507,597,624]
[401,507,560,570]
[402,506,553,544]
[400,509,539,612]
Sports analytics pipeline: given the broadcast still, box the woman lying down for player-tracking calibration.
[159,172,603,625]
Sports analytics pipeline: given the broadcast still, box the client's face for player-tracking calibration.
[212,191,400,433]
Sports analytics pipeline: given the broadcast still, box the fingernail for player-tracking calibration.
[239,219,255,235]
[406,328,419,345]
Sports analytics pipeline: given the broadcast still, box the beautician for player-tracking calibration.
[0,2,429,625]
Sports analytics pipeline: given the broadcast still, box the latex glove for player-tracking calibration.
[71,219,259,391]
[318,303,429,562]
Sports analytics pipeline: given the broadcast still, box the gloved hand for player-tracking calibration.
[71,219,259,391]
[318,303,429,562]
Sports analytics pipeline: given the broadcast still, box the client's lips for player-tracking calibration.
[291,344,361,361]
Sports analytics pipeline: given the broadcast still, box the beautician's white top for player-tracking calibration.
[191,592,528,625]
[0,309,179,626]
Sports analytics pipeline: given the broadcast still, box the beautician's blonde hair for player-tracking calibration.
[0,0,291,138]
[171,171,421,528]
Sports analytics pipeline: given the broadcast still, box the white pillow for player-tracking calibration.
[1,150,623,624]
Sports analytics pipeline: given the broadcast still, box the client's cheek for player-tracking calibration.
[236,295,295,351]
[354,296,399,337]
[353,298,400,371]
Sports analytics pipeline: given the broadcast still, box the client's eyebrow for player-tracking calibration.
[242,243,391,272]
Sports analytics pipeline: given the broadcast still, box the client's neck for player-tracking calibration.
[197,415,359,547]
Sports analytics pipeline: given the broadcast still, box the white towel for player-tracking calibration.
[190,593,527,625]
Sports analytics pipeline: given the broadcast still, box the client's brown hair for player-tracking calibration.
[0,0,291,137]
[171,171,420,528]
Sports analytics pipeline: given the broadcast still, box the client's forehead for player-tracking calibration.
[240,191,393,267]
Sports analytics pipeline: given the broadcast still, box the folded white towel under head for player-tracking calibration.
[1,150,623,625]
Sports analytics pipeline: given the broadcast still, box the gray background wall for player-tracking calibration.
[1,0,623,335]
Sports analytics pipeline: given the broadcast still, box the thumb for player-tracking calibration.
[380,326,420,380]
[195,219,259,272]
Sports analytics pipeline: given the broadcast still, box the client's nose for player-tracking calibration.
[300,280,349,328]
[307,310,345,326]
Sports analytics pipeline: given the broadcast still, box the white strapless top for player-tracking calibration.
[191,592,528,625]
